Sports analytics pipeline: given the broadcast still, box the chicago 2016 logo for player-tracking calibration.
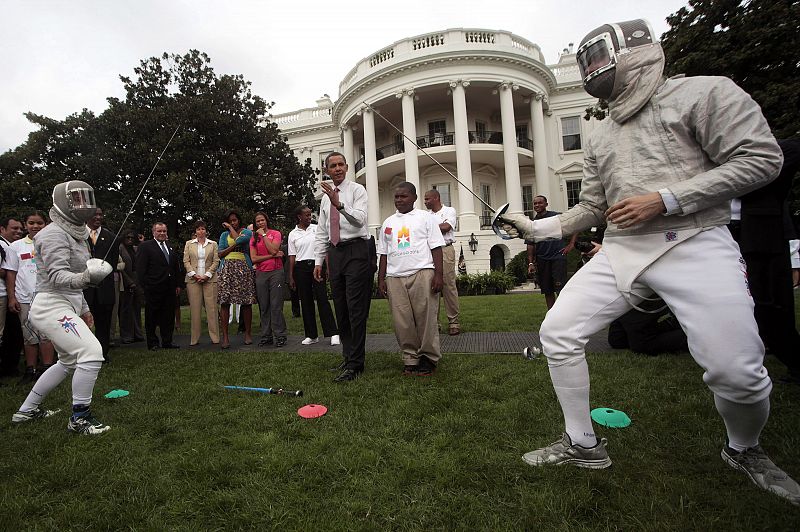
[58,316,82,338]
[397,226,410,249]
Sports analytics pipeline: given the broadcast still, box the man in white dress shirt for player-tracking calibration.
[424,189,460,335]
[313,153,373,382]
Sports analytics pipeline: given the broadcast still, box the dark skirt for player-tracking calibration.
[217,259,257,305]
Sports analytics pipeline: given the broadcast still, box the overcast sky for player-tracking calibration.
[0,0,687,153]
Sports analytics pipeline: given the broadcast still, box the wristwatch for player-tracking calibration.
[336,202,344,211]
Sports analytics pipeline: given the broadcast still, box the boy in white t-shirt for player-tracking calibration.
[5,212,55,382]
[377,182,445,376]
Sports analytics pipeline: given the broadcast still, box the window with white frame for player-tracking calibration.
[566,179,582,208]
[522,185,534,218]
[480,183,492,227]
[432,183,451,207]
[561,116,582,151]
[475,120,487,142]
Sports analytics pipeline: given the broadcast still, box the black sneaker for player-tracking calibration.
[275,337,287,347]
[416,357,437,376]
[67,414,111,435]
[12,407,61,423]
[402,365,418,376]
[259,336,274,347]
[18,368,37,385]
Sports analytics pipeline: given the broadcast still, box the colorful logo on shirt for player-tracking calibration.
[397,226,410,248]
[58,316,82,338]
[664,231,678,242]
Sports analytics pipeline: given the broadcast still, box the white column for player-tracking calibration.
[362,106,381,234]
[397,88,420,206]
[529,92,551,200]
[450,79,479,232]
[498,81,523,214]
[342,125,355,181]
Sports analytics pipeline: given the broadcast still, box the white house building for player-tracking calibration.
[271,28,599,273]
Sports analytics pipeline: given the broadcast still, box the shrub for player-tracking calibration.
[505,250,529,285]
[456,271,515,295]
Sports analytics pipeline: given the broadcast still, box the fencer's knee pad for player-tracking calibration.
[539,311,585,366]
[703,361,772,404]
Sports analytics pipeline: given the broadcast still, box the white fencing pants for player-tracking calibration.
[540,227,771,442]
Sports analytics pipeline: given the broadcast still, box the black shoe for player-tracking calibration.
[416,356,437,377]
[133,337,145,342]
[19,368,37,385]
[109,342,117,348]
[333,369,361,382]
[161,344,180,349]
[149,346,160,351]
[260,336,274,346]
[328,360,346,372]
[121,339,135,345]
[275,337,287,347]
[402,365,418,376]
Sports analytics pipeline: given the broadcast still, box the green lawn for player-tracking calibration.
[2,295,800,529]
[177,293,551,337]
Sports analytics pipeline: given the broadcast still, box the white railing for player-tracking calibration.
[339,29,544,95]
[413,33,446,49]
[465,31,494,44]
[369,47,395,67]
[272,106,332,126]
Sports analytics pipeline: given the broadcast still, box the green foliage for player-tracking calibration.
[0,50,317,242]
[456,271,515,295]
[505,250,529,285]
[583,99,609,121]
[661,0,800,140]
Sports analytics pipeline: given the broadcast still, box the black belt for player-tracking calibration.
[333,238,364,248]
[297,259,315,266]
[444,242,453,247]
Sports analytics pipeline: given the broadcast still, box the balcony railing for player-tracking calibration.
[353,133,532,172]
[480,214,493,228]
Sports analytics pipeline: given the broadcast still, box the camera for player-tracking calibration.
[575,240,595,254]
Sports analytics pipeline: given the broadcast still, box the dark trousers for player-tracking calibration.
[89,302,114,358]
[328,239,373,371]
[608,306,688,356]
[255,269,287,339]
[0,312,23,376]
[144,286,176,348]
[295,260,338,339]
[119,289,143,341]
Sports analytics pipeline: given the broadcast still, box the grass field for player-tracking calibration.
[1,295,800,529]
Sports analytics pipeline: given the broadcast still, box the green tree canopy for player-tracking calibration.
[0,50,317,241]
[661,0,799,139]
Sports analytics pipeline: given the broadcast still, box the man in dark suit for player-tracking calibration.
[84,208,119,363]
[729,138,800,384]
[136,222,181,350]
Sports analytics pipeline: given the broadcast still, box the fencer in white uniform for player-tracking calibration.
[11,180,114,435]
[500,19,799,505]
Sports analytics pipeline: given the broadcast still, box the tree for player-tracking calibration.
[0,50,317,241]
[661,0,800,139]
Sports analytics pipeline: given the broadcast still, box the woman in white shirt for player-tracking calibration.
[182,220,220,346]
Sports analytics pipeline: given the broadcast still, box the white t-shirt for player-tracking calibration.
[288,224,317,261]
[428,205,457,244]
[5,237,38,303]
[377,209,445,277]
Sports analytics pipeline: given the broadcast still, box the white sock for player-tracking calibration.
[714,394,770,452]
[549,359,596,447]
[19,361,71,412]
[72,360,103,407]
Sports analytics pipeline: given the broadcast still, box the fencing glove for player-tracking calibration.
[82,258,113,286]
[497,213,535,241]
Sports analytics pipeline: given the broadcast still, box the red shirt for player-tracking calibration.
[250,229,283,272]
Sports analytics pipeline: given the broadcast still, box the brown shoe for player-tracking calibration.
[448,325,460,336]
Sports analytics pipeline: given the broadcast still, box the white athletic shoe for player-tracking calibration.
[301,337,319,345]
[330,335,341,346]
[67,414,111,435]
[11,407,61,423]
[722,445,800,505]
[522,433,612,469]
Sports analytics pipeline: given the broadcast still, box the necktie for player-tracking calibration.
[90,230,97,245]
[329,188,341,247]
[160,242,170,262]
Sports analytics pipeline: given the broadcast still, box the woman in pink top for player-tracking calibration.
[250,212,287,347]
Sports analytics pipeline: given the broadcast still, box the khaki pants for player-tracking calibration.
[440,244,460,327]
[386,269,441,365]
[186,280,220,344]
